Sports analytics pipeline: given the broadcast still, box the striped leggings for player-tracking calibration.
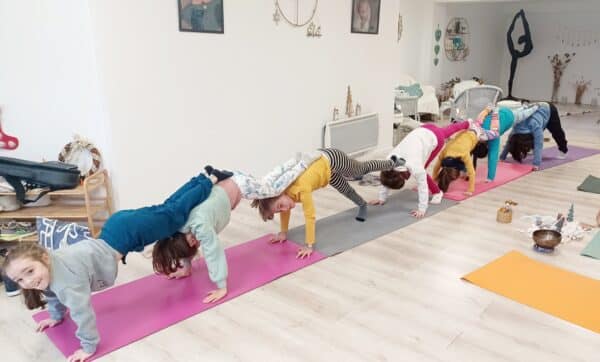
[320,148,394,207]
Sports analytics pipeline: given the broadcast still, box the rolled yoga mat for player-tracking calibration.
[463,250,600,334]
[504,145,600,170]
[33,235,326,360]
[577,175,600,194]
[286,191,457,256]
[443,162,532,201]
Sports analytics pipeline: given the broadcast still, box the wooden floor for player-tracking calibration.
[1,108,600,361]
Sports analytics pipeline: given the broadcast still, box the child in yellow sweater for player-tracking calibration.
[432,130,488,195]
[252,148,399,258]
[433,105,503,195]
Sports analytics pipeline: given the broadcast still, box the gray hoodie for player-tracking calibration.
[44,238,118,354]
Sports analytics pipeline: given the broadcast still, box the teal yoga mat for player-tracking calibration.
[581,231,600,259]
[286,191,458,256]
[577,175,600,194]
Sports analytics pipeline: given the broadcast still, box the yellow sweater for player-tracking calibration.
[280,156,331,246]
[433,130,477,193]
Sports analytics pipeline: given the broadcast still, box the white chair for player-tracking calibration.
[452,80,480,99]
[395,75,440,118]
[451,85,503,120]
[439,79,480,119]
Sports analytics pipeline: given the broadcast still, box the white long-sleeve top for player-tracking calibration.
[378,127,438,212]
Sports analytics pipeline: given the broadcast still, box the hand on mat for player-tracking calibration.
[269,232,287,243]
[297,245,313,259]
[36,318,62,332]
[203,287,227,303]
[67,349,93,362]
[168,266,192,280]
[368,199,385,206]
[410,210,425,218]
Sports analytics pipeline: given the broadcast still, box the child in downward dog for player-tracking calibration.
[433,107,506,195]
[370,121,469,218]
[1,170,226,361]
[500,102,568,170]
[251,148,401,258]
[438,103,544,194]
[152,154,322,303]
[472,103,544,182]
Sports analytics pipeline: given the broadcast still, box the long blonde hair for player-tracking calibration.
[1,243,49,309]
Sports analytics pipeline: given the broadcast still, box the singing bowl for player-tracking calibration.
[532,229,562,249]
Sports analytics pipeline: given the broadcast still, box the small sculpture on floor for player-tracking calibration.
[497,200,518,224]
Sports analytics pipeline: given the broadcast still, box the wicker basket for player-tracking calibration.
[496,207,512,223]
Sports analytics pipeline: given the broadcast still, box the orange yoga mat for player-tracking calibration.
[463,250,600,334]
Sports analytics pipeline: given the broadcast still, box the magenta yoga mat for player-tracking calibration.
[443,162,532,201]
[33,235,325,360]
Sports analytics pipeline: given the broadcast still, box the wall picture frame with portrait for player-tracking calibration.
[178,0,224,34]
[351,0,380,34]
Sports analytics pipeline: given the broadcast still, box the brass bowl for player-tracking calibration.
[532,229,562,250]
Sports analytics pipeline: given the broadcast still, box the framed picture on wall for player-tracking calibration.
[351,0,380,34]
[178,0,224,33]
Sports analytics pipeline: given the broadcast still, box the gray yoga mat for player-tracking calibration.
[287,191,458,256]
[577,175,600,194]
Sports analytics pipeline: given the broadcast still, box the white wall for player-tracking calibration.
[432,0,600,102]
[88,0,436,208]
[498,1,600,103]
[0,0,111,165]
[434,2,507,90]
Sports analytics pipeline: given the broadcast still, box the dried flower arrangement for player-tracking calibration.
[548,53,576,103]
[573,77,591,105]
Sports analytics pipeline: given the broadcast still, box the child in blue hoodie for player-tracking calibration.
[500,102,568,170]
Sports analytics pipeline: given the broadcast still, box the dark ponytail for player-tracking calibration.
[436,167,460,192]
[508,133,534,163]
[152,232,198,275]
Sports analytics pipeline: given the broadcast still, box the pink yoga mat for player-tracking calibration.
[504,145,600,170]
[33,235,325,360]
[443,162,532,201]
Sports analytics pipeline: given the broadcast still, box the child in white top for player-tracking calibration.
[371,121,469,217]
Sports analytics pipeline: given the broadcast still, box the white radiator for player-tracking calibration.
[322,113,379,156]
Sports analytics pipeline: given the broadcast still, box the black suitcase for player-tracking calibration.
[0,156,80,204]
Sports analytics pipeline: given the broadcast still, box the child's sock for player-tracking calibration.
[430,191,443,204]
[204,165,234,182]
[355,204,367,222]
[391,155,406,168]
[557,151,567,159]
